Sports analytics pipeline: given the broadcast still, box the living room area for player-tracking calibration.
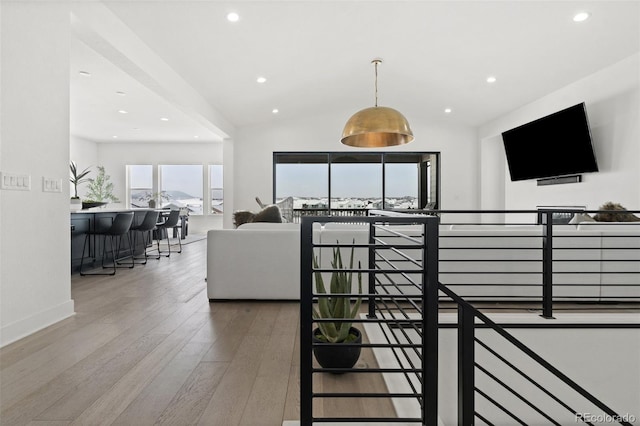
[2,1,640,425]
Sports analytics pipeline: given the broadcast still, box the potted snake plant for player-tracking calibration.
[312,242,363,371]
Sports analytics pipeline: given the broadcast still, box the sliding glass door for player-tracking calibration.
[273,151,439,220]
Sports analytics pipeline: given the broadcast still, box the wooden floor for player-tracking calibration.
[0,238,395,426]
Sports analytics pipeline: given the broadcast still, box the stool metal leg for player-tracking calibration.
[113,233,135,269]
[80,234,117,276]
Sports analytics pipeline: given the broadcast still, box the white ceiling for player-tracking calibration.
[70,1,640,144]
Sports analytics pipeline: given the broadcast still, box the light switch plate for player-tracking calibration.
[43,177,62,192]
[0,172,31,191]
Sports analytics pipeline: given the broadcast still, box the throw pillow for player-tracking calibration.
[233,210,256,228]
[252,205,283,223]
[594,202,640,222]
[568,213,595,224]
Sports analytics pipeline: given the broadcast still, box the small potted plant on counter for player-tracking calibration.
[145,191,169,209]
[312,242,363,372]
[70,161,91,211]
[83,166,119,209]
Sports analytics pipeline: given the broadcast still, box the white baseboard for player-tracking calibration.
[0,299,75,348]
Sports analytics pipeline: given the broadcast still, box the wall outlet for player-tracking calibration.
[43,177,62,192]
[0,172,31,191]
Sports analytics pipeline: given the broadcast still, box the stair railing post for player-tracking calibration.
[368,221,377,318]
[424,216,439,424]
[458,303,475,426]
[541,210,554,319]
[300,217,314,426]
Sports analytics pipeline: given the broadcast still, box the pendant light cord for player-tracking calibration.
[374,60,378,107]
[373,59,381,107]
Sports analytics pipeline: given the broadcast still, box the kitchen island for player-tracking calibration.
[70,209,152,273]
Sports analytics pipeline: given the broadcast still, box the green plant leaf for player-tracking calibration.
[312,242,363,343]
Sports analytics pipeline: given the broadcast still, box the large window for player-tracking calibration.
[210,165,223,214]
[273,152,439,216]
[128,165,153,208]
[384,153,426,209]
[330,153,382,210]
[159,165,204,215]
[275,153,329,209]
[127,164,222,215]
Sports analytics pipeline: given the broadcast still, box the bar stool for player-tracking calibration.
[129,210,160,264]
[155,209,182,257]
[79,212,134,276]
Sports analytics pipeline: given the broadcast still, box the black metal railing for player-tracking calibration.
[300,215,439,424]
[370,208,640,318]
[293,208,369,223]
[299,212,638,425]
[440,284,635,426]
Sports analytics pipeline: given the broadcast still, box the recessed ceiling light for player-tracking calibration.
[132,127,140,130]
[78,71,91,76]
[160,117,169,121]
[112,135,118,139]
[118,110,128,114]
[444,108,452,114]
[256,76,267,84]
[227,12,240,22]
[486,76,497,83]
[194,135,199,138]
[272,109,279,114]
[573,12,591,22]
[116,91,126,96]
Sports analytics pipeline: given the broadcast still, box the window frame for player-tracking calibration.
[126,163,224,216]
[272,151,440,212]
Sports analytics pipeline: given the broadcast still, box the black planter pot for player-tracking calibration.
[312,327,362,372]
[82,201,108,210]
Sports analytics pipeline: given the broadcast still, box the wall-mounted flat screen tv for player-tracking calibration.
[501,103,598,181]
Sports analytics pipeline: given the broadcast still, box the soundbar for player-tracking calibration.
[537,175,582,186]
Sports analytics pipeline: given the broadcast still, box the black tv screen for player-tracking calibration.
[501,103,598,181]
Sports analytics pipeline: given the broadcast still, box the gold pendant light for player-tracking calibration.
[341,59,414,148]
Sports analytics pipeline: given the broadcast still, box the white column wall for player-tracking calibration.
[478,54,640,212]
[0,2,75,347]
[233,110,478,215]
[223,138,234,229]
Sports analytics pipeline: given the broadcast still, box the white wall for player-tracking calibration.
[222,138,235,229]
[478,54,640,212]
[69,135,98,199]
[0,2,75,347]
[234,109,478,217]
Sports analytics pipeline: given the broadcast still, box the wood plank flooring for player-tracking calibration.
[0,238,395,425]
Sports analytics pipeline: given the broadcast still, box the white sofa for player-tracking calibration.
[207,222,368,300]
[207,223,302,300]
[206,221,640,302]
